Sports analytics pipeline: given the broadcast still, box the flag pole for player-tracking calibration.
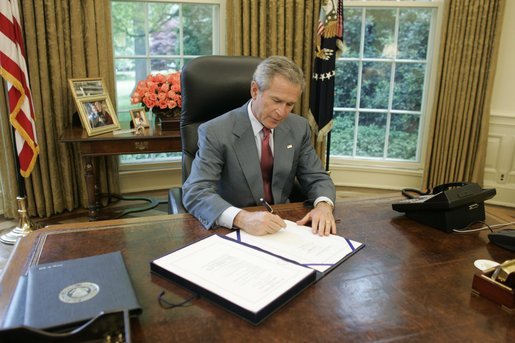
[325,131,331,171]
[0,86,36,246]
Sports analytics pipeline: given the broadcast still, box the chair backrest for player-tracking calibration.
[180,55,263,182]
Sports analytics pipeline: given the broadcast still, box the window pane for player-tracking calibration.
[150,58,181,73]
[114,59,136,122]
[397,8,431,60]
[342,8,362,58]
[331,111,356,156]
[112,2,145,56]
[387,113,419,160]
[364,9,396,59]
[334,61,358,108]
[148,4,180,56]
[360,62,391,109]
[356,112,386,158]
[183,4,214,55]
[392,63,425,111]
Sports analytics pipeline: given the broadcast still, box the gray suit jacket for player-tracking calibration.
[182,102,336,228]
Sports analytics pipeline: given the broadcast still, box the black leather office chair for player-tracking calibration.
[168,55,306,214]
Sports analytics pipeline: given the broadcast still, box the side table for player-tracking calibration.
[60,126,181,220]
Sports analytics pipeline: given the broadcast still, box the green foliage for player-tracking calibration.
[183,5,213,55]
[364,9,396,58]
[331,112,355,156]
[393,63,424,111]
[360,62,390,109]
[334,61,358,108]
[356,113,386,157]
[397,8,431,59]
[388,130,417,160]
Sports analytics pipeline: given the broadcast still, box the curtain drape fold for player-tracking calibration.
[423,0,505,189]
[0,0,119,218]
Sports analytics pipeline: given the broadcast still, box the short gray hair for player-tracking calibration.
[253,56,305,92]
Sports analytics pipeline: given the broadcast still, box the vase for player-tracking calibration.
[152,107,180,130]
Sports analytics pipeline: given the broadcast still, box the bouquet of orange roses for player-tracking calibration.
[130,72,181,116]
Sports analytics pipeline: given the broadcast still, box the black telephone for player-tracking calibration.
[392,182,496,232]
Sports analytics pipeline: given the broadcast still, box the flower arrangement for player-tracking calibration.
[130,72,181,118]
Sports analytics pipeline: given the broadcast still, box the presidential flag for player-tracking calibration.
[0,0,39,177]
[308,0,343,145]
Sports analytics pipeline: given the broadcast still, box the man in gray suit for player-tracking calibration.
[183,56,336,236]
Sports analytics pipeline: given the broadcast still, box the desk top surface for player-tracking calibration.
[1,198,514,342]
[60,126,180,143]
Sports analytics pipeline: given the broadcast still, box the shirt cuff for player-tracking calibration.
[216,206,242,229]
[314,196,334,209]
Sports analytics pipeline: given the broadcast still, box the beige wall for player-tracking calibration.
[491,0,515,117]
[484,0,515,207]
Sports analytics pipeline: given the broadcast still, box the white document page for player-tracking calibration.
[152,235,314,314]
[227,220,363,273]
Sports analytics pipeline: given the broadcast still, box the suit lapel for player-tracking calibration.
[272,123,295,202]
[233,111,263,202]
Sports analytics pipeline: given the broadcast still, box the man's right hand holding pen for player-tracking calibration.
[234,198,337,236]
[234,197,337,236]
[233,198,286,236]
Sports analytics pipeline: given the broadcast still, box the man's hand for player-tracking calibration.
[296,201,336,236]
[234,210,286,236]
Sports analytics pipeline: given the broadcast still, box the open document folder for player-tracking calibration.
[227,220,364,280]
[151,221,364,325]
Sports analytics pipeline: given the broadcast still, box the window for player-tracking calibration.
[111,0,224,164]
[332,1,440,166]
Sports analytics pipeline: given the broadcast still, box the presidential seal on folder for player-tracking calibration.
[2,251,142,332]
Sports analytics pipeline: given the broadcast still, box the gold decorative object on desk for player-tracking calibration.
[0,196,35,245]
[472,259,515,312]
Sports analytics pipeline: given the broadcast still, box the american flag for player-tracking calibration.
[308,0,343,144]
[0,0,39,177]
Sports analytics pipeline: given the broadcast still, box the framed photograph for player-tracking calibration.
[77,95,120,136]
[129,108,150,128]
[69,78,106,98]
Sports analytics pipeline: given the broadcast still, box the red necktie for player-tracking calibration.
[260,127,274,204]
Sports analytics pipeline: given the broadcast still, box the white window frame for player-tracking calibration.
[330,0,444,190]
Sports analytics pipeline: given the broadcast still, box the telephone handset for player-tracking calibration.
[400,182,470,199]
[393,182,495,211]
[392,182,496,232]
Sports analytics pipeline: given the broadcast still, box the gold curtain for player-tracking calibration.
[227,0,329,162]
[423,0,505,189]
[0,0,118,218]
[0,82,19,217]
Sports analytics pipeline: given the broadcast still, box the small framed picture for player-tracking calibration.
[77,95,120,136]
[129,108,150,128]
[69,78,106,98]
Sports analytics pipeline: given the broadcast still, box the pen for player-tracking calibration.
[259,198,274,213]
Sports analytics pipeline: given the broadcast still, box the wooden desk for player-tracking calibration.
[1,198,514,342]
[60,126,181,220]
